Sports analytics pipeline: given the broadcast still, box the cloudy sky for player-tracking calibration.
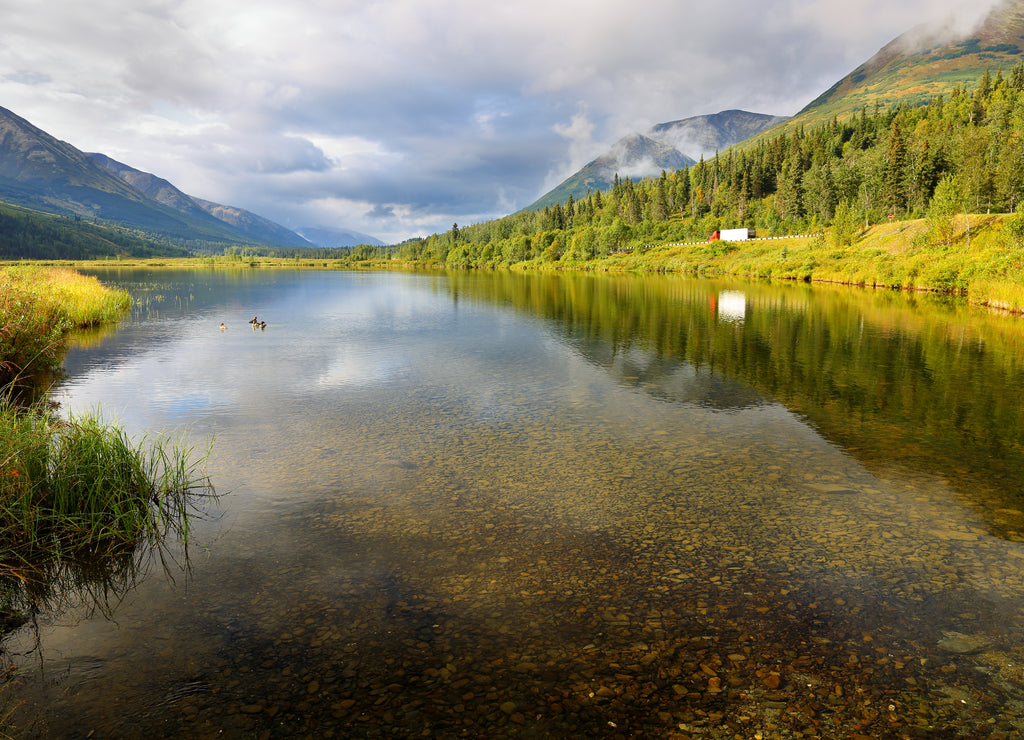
[0,0,998,244]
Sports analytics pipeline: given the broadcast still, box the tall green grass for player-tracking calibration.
[0,400,213,563]
[0,397,214,734]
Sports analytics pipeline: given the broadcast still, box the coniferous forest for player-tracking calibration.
[389,66,1024,268]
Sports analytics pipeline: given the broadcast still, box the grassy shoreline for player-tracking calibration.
[10,212,1024,313]
[1,263,213,597]
[0,399,214,734]
[1,259,212,727]
[0,264,131,384]
[578,215,1024,313]
[1,265,213,732]
[0,402,213,565]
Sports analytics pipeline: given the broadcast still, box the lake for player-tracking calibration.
[5,267,1024,738]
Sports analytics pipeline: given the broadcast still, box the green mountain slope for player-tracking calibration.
[388,55,1024,280]
[782,0,1024,132]
[0,105,312,251]
[0,200,189,260]
[87,152,219,221]
[0,106,241,245]
[0,106,154,213]
[89,153,313,248]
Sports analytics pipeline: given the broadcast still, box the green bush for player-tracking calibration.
[1004,209,1024,247]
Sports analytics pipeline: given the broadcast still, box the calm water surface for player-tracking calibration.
[6,268,1024,738]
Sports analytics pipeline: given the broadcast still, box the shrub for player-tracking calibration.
[830,200,862,247]
[1004,209,1024,248]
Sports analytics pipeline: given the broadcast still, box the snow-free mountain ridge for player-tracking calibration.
[774,0,1024,135]
[0,105,381,251]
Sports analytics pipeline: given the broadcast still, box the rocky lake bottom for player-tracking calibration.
[6,270,1024,738]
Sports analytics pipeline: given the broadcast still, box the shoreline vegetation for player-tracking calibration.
[0,263,213,571]
[1,264,214,733]
[10,210,1024,312]
[0,398,215,733]
[0,264,131,386]
[1,399,214,577]
[0,402,214,569]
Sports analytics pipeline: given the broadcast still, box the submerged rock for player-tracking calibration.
[937,631,990,654]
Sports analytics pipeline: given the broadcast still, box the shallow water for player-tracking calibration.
[6,268,1024,738]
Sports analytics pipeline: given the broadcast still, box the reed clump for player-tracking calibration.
[0,399,213,735]
[0,265,131,382]
[0,399,213,561]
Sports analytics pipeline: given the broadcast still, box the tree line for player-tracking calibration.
[0,204,192,260]
[384,65,1024,267]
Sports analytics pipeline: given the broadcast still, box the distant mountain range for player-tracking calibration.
[528,110,787,211]
[295,225,384,248]
[0,105,382,252]
[532,0,1024,211]
[88,153,313,248]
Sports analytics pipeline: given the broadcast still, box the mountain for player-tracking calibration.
[649,109,790,159]
[0,105,165,215]
[87,152,214,219]
[89,153,313,248]
[529,133,692,212]
[190,198,315,248]
[783,0,1024,132]
[0,199,191,260]
[527,110,786,211]
[296,226,384,248]
[0,105,311,251]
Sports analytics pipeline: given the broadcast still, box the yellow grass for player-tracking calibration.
[1,265,131,382]
[0,264,131,327]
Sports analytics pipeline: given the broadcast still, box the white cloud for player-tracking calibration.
[0,0,1005,243]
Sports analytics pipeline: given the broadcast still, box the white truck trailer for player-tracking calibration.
[709,228,756,241]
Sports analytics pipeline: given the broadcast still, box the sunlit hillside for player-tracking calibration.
[763,0,1024,137]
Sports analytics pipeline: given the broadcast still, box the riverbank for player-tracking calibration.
[1,263,210,607]
[0,265,131,384]
[594,215,1024,313]
[0,396,215,735]
[1,262,212,660]
[7,212,1024,314]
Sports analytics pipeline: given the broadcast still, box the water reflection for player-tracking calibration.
[4,269,1024,737]
[716,289,747,324]
[1,543,187,639]
[444,270,1024,541]
[0,519,201,738]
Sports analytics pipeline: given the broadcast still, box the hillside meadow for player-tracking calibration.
[590,213,1024,313]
